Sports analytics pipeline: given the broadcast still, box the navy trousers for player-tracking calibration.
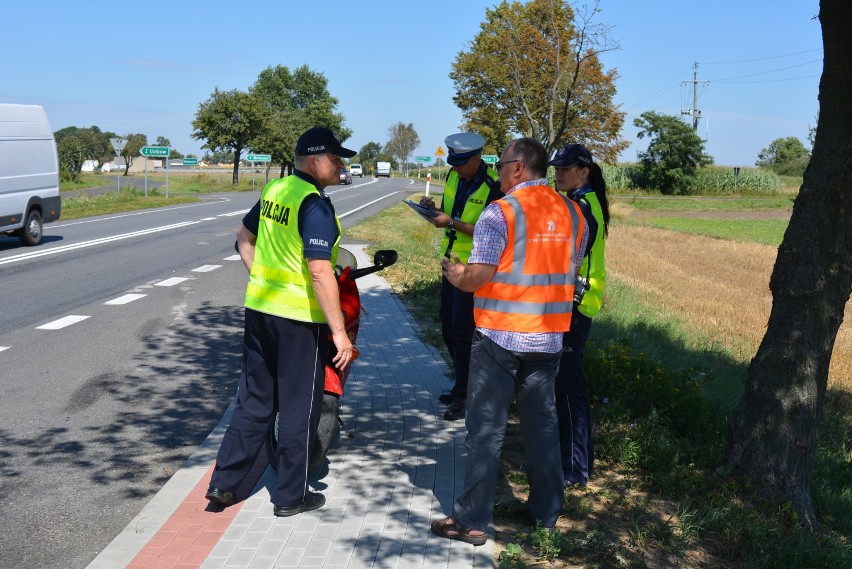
[554,310,593,484]
[439,276,475,404]
[211,308,327,507]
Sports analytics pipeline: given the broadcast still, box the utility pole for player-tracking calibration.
[681,62,709,131]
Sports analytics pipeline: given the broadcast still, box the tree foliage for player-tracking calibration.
[54,126,115,165]
[756,136,810,176]
[385,122,420,175]
[450,0,627,160]
[251,65,351,177]
[192,88,269,184]
[121,133,147,176]
[724,0,852,529]
[633,111,713,194]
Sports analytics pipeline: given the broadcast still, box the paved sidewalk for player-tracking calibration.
[87,246,494,569]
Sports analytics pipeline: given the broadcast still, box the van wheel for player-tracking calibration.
[20,209,43,246]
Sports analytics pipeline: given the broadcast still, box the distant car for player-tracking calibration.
[339,167,352,185]
[349,163,363,177]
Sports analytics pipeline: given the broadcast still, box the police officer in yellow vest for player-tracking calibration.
[205,127,356,518]
[419,133,503,421]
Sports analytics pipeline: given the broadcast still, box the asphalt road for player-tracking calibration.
[0,175,424,569]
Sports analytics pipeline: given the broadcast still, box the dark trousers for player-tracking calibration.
[554,310,593,484]
[453,332,564,530]
[439,275,475,403]
[211,308,327,507]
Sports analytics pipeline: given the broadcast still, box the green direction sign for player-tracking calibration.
[141,146,170,157]
[247,154,271,162]
[415,156,431,163]
[482,154,498,164]
[183,157,198,166]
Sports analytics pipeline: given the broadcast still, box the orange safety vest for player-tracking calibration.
[473,184,585,333]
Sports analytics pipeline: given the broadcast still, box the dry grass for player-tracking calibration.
[606,224,852,391]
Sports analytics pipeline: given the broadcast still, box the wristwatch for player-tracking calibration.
[447,219,455,229]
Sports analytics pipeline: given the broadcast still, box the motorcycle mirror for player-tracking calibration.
[373,249,398,268]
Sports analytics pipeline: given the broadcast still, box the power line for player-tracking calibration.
[701,48,822,65]
[706,59,822,82]
[711,74,820,84]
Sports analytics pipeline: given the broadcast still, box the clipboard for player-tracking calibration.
[403,200,439,221]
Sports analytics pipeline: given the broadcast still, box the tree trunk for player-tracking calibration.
[232,149,241,185]
[724,0,852,529]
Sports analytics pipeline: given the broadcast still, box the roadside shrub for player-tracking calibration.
[600,163,781,195]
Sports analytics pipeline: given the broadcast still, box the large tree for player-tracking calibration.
[723,0,852,529]
[756,136,810,175]
[251,64,351,177]
[450,0,627,160]
[385,122,420,176]
[633,111,713,194]
[192,88,269,184]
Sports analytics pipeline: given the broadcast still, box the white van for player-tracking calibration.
[0,104,61,246]
[376,161,391,178]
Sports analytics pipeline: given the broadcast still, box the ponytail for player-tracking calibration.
[589,163,610,236]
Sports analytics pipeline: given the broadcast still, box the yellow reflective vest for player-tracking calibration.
[441,167,499,263]
[245,175,340,323]
[570,186,606,318]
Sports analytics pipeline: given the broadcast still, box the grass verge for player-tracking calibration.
[60,189,199,220]
[347,192,852,568]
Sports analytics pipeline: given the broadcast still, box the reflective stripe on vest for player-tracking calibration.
[473,185,585,333]
[440,168,498,263]
[245,176,340,322]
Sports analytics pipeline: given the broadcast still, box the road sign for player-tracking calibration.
[415,156,431,163]
[183,157,198,166]
[141,146,170,157]
[109,137,126,155]
[482,154,498,164]
[247,154,271,162]
[435,146,445,157]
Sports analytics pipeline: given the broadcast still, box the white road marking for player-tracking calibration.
[0,221,201,266]
[0,347,9,353]
[218,210,249,217]
[104,294,147,305]
[338,192,401,219]
[201,217,217,221]
[192,265,221,273]
[223,254,241,261]
[37,315,91,330]
[155,277,190,287]
[48,198,234,228]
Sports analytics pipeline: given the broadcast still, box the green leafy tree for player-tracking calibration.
[756,136,810,175]
[154,136,183,159]
[354,142,383,171]
[192,88,269,184]
[54,126,114,164]
[450,0,628,160]
[724,0,852,528]
[385,122,420,176]
[56,134,88,180]
[633,111,713,194]
[121,133,147,176]
[251,64,351,177]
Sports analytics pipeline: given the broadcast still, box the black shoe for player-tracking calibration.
[273,491,326,517]
[443,401,465,421]
[205,486,237,506]
[438,393,453,405]
[563,479,587,489]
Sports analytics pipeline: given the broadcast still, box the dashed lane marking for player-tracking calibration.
[192,265,222,273]
[104,294,148,305]
[36,315,91,330]
[155,277,191,287]
[0,347,9,353]
[223,254,241,261]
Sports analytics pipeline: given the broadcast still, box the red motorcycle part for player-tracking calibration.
[323,266,362,396]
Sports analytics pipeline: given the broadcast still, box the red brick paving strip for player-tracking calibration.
[126,465,242,569]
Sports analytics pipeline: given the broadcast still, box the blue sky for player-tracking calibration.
[1,1,821,168]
